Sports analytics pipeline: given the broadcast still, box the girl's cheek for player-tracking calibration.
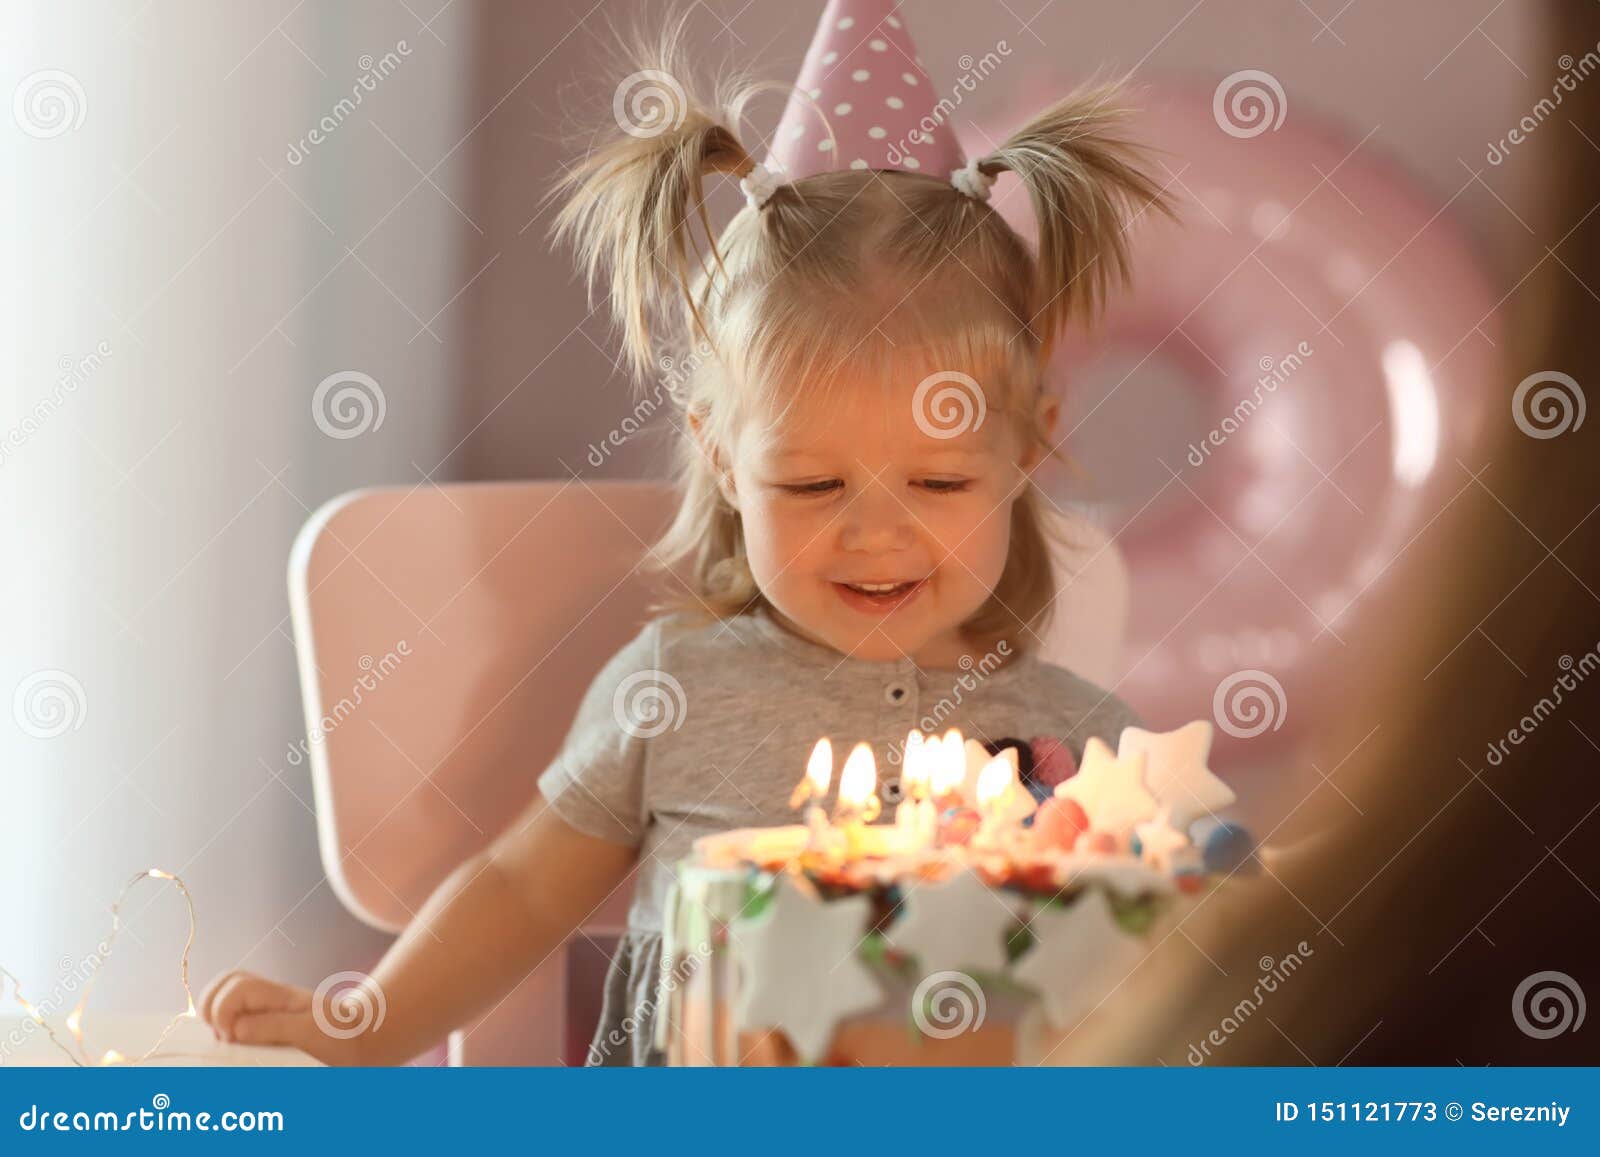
[938,489,1004,538]
[746,496,817,564]
[765,495,830,535]
[951,500,1013,582]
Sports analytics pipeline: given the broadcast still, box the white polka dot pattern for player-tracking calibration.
[761,0,968,181]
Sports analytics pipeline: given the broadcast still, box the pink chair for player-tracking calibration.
[287,479,1128,1065]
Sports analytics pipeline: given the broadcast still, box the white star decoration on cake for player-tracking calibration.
[1117,721,1236,829]
[731,875,882,1063]
[1055,737,1156,833]
[886,869,1018,976]
[1058,853,1174,898]
[1133,807,1191,872]
[1011,889,1147,1031]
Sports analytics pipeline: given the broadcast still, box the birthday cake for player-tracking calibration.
[656,722,1257,1066]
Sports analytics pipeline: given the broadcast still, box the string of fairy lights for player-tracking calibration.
[1,868,200,1067]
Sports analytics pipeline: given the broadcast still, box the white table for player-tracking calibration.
[0,1014,321,1067]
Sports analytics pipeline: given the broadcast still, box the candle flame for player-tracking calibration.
[790,737,834,809]
[806,738,833,795]
[930,729,966,797]
[902,731,929,797]
[975,754,1015,809]
[838,742,877,808]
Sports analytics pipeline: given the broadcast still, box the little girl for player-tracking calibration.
[201,2,1176,1066]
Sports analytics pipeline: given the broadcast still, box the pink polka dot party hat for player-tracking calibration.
[765,0,967,180]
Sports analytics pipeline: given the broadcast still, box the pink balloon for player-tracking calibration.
[961,83,1501,759]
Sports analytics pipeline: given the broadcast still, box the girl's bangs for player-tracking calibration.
[722,279,1040,426]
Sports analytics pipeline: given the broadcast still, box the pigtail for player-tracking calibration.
[550,21,755,378]
[974,75,1179,346]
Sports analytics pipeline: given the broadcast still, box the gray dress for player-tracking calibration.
[535,611,1144,1066]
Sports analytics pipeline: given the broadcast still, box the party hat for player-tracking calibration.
[765,0,966,180]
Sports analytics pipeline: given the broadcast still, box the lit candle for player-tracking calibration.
[793,738,836,853]
[973,753,1035,851]
[894,730,938,852]
[789,737,832,809]
[974,753,1011,845]
[901,731,928,801]
[894,732,919,834]
[835,742,881,853]
[930,729,966,809]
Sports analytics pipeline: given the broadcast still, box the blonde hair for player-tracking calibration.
[553,25,1177,650]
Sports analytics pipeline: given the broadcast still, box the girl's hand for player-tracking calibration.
[195,795,637,1068]
[198,970,376,1066]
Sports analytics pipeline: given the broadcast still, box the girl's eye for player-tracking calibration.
[917,478,972,494]
[780,479,843,496]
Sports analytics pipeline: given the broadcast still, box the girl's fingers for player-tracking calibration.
[211,976,305,1043]
[209,974,263,1041]
[197,969,251,1026]
[229,1009,319,1055]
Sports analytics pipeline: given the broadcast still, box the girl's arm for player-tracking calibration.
[200,793,638,1065]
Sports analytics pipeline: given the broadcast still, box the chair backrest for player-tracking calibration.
[288,479,1127,1063]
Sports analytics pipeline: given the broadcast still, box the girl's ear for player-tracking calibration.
[688,411,740,509]
[1020,394,1060,473]
[686,409,718,465]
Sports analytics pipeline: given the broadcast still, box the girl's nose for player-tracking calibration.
[839,483,915,554]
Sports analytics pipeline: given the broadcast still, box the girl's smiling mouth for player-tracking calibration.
[832,577,928,614]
